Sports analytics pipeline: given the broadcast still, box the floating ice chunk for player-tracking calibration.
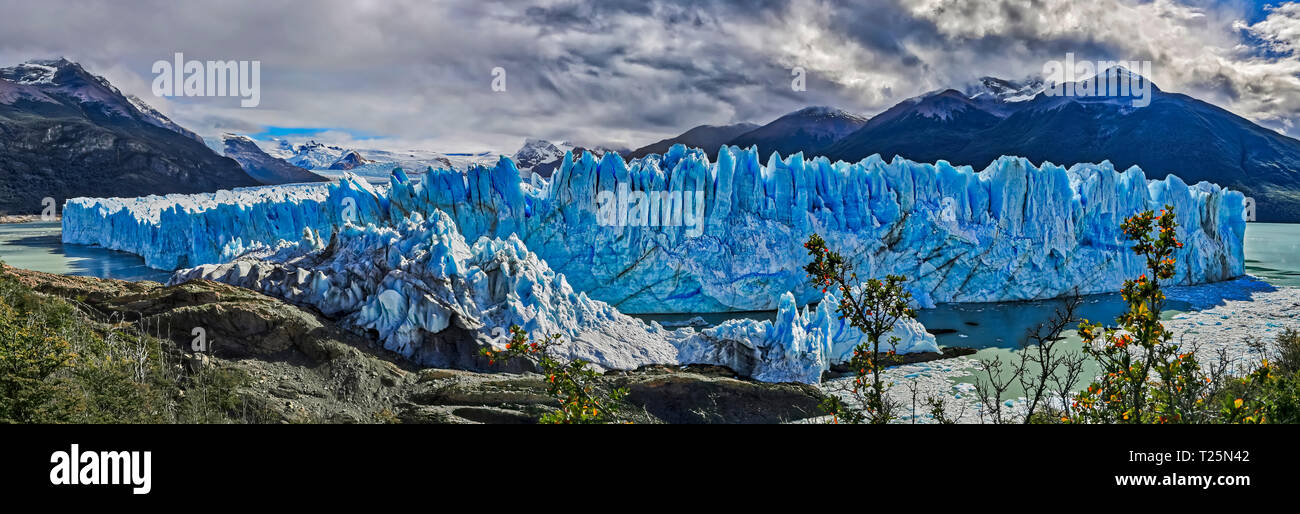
[674,290,939,383]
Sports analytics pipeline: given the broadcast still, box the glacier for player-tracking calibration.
[168,208,937,383]
[64,144,1247,313]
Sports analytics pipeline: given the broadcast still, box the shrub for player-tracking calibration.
[0,265,255,424]
[0,297,76,423]
[804,233,915,424]
[1070,206,1218,424]
[481,326,629,424]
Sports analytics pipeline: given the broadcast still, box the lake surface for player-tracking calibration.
[0,221,171,282]
[1,220,1296,351]
[1243,222,1300,287]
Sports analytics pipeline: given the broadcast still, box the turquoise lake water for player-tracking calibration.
[0,221,171,282]
[1,221,1296,351]
[1243,222,1300,287]
[629,223,1300,350]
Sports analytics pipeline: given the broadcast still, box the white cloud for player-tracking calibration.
[4,0,1300,150]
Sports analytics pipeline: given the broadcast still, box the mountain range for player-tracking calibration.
[0,58,262,214]
[627,123,758,159]
[220,134,329,185]
[628,107,866,160]
[5,57,1299,223]
[637,70,1300,222]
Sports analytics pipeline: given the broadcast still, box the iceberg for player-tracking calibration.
[169,208,934,383]
[676,291,938,383]
[65,145,1246,313]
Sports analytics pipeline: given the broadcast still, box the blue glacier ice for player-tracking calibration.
[168,208,936,383]
[65,145,1247,313]
[678,291,938,383]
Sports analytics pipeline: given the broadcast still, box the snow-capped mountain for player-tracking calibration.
[510,138,622,177]
[1,58,203,142]
[221,133,329,185]
[274,140,351,169]
[823,67,1300,221]
[260,139,495,183]
[125,93,203,142]
[513,138,567,168]
[0,57,259,213]
[512,138,570,176]
[266,138,297,159]
[820,89,1004,165]
[355,148,453,170]
[965,76,1045,105]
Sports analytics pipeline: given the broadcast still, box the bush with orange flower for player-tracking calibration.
[804,233,915,424]
[1068,206,1220,423]
[480,325,629,424]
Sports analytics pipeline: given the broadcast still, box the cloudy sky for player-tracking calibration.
[3,0,1300,154]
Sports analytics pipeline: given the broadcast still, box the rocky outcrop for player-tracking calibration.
[221,133,329,185]
[327,150,371,170]
[4,265,830,424]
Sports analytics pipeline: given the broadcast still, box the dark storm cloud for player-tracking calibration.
[1,0,1297,151]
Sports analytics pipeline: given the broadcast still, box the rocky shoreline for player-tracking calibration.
[0,214,53,224]
[2,265,832,423]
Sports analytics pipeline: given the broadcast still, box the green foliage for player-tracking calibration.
[925,395,958,424]
[1070,206,1216,424]
[480,326,629,424]
[805,233,915,424]
[1274,328,1300,375]
[1213,330,1300,424]
[0,265,255,424]
[175,365,254,424]
[0,295,76,422]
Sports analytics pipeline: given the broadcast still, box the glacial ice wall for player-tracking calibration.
[64,144,1247,312]
[62,182,338,270]
[169,208,936,383]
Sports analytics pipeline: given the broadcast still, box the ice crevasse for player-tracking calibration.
[63,145,1246,313]
[169,209,938,383]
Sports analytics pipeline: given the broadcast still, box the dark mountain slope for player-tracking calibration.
[629,122,760,159]
[0,58,260,214]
